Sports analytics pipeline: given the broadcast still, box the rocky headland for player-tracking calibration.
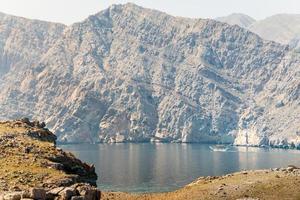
[0,119,101,200]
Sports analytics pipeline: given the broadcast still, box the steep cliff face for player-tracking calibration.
[0,4,299,147]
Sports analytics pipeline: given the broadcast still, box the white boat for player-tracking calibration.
[209,145,230,152]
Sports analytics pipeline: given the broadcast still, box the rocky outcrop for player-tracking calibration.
[0,120,98,193]
[0,4,299,147]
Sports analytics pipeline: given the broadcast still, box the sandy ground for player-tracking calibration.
[101,167,300,200]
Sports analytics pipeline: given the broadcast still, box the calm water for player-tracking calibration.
[60,143,300,193]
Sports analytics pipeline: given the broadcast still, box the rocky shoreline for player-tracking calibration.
[1,119,300,200]
[102,166,300,200]
[0,119,101,200]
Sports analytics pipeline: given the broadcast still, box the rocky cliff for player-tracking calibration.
[0,4,299,147]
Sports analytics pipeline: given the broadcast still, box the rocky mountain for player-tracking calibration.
[0,3,299,147]
[289,37,300,52]
[215,13,255,28]
[248,14,300,45]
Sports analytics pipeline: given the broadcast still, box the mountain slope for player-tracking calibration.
[0,4,299,147]
[217,13,300,47]
[216,13,255,28]
[0,12,66,77]
[248,14,300,44]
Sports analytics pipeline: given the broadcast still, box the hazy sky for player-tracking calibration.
[0,0,300,25]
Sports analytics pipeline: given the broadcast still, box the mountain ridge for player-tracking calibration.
[215,13,256,28]
[0,3,299,147]
[217,13,300,46]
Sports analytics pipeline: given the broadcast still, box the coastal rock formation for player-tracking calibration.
[0,119,99,195]
[0,4,299,147]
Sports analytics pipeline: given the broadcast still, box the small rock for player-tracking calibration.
[47,187,65,196]
[24,147,32,154]
[29,188,46,200]
[58,187,77,200]
[3,192,22,200]
[46,162,64,170]
[70,197,84,200]
[288,165,299,169]
[287,167,295,172]
[9,186,21,192]
[21,191,30,199]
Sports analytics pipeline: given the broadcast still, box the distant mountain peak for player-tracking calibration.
[248,14,300,44]
[216,13,256,28]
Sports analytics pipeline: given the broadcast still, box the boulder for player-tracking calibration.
[81,189,100,200]
[58,187,77,200]
[20,118,31,126]
[3,192,22,200]
[29,188,46,200]
[76,185,101,200]
[47,187,65,196]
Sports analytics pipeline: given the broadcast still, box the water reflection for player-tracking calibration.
[60,143,300,193]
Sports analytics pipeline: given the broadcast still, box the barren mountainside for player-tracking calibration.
[249,14,300,44]
[0,4,299,147]
[215,13,255,28]
[217,13,300,46]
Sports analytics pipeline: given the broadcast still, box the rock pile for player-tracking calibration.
[0,184,101,200]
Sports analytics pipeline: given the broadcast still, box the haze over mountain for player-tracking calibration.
[217,13,300,48]
[0,3,299,147]
[216,13,256,28]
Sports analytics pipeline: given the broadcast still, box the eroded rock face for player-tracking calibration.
[0,4,299,147]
